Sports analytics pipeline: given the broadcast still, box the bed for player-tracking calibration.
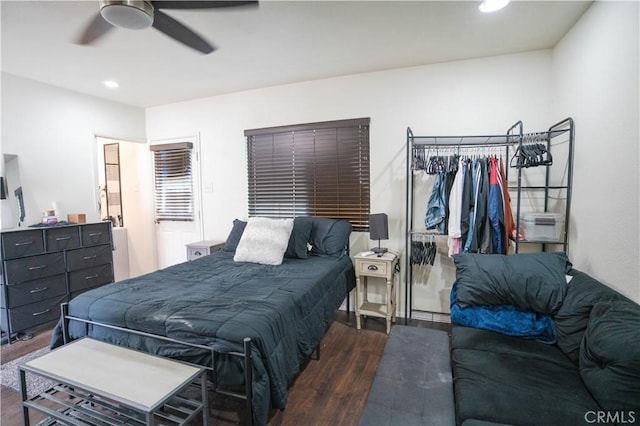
[50,216,355,425]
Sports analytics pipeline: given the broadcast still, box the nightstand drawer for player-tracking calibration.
[356,259,389,278]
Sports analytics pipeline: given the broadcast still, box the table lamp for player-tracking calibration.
[369,213,389,256]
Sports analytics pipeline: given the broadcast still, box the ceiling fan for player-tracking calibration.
[76,0,258,54]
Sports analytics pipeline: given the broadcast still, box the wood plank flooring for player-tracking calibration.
[1,313,450,426]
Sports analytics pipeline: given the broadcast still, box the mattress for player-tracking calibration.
[51,250,355,425]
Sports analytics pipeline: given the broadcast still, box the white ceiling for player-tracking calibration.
[1,0,592,108]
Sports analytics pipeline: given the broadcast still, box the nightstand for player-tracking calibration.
[354,251,399,334]
[186,240,225,261]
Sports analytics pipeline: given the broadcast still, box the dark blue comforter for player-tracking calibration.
[51,251,355,425]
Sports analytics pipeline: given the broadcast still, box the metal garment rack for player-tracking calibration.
[403,121,523,323]
[403,118,574,323]
[513,117,575,253]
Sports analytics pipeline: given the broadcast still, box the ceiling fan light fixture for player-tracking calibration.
[100,0,154,30]
[479,0,510,13]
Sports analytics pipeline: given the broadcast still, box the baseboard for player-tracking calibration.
[410,310,451,324]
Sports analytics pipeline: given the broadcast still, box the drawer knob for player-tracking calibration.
[30,287,49,294]
[85,274,99,280]
[32,308,51,316]
[56,236,72,241]
[367,265,378,271]
[83,255,97,260]
[89,232,102,237]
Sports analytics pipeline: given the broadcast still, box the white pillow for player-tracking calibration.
[233,217,294,265]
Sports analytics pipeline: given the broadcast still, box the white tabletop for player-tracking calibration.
[23,338,204,412]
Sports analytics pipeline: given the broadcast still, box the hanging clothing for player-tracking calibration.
[425,172,447,233]
[463,159,482,253]
[488,157,504,254]
[460,160,473,248]
[499,157,516,254]
[447,158,465,256]
[470,158,489,253]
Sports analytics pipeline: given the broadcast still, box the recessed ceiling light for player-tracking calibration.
[103,80,119,89]
[479,0,510,13]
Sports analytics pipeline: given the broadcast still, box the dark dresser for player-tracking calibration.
[1,222,114,339]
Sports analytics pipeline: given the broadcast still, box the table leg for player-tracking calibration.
[386,277,392,334]
[201,372,209,426]
[355,275,362,330]
[19,368,30,426]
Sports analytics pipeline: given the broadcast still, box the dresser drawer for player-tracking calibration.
[1,230,45,259]
[1,274,67,308]
[68,264,114,293]
[45,227,81,252]
[4,252,66,285]
[4,294,67,333]
[80,223,112,247]
[66,244,113,271]
[356,259,389,278]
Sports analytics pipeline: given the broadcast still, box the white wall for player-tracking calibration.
[147,50,554,316]
[1,72,147,228]
[552,1,639,301]
[1,72,156,276]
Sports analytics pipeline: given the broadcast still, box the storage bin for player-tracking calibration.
[521,213,564,242]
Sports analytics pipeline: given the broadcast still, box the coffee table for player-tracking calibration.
[19,338,208,426]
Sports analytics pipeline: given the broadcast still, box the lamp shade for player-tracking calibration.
[369,213,389,241]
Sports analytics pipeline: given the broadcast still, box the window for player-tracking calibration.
[244,118,370,231]
[151,142,194,221]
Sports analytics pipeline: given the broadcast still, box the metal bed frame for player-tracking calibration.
[59,303,255,425]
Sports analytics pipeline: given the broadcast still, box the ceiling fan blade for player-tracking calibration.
[153,1,258,10]
[152,9,215,54]
[76,13,114,45]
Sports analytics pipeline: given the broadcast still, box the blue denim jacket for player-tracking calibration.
[425,173,446,233]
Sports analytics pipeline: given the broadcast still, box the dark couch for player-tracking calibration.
[450,252,640,426]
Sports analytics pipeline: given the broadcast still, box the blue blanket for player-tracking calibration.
[450,282,557,344]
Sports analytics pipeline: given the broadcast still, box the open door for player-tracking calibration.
[150,135,203,268]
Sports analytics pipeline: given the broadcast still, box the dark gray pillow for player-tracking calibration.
[223,219,246,252]
[453,252,571,315]
[285,217,313,259]
[580,299,640,410]
[308,217,352,258]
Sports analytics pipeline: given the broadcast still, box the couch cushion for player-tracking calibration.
[554,270,628,363]
[580,299,640,410]
[453,252,570,315]
[451,326,573,368]
[452,327,602,425]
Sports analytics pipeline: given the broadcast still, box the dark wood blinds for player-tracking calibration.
[245,118,370,231]
[150,142,194,221]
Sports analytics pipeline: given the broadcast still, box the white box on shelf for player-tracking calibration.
[522,213,564,242]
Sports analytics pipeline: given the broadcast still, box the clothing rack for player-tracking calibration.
[403,119,574,323]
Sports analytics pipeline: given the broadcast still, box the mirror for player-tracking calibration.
[96,138,124,227]
[1,154,24,229]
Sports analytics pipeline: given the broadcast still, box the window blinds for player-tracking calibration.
[150,142,194,221]
[244,118,370,231]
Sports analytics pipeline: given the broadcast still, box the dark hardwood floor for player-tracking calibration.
[1,312,451,426]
